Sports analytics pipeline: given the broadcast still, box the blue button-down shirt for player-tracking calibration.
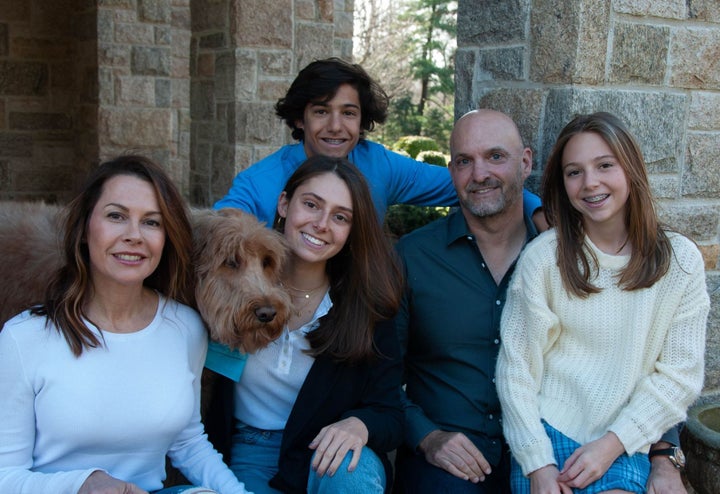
[395,208,538,466]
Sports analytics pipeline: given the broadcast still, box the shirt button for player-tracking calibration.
[488,414,494,420]
[492,378,496,383]
[495,300,501,306]
[494,339,500,345]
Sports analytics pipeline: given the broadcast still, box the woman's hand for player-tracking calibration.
[557,432,625,488]
[308,416,369,477]
[529,465,573,494]
[78,471,149,494]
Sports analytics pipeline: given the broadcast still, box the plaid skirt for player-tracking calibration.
[510,421,650,493]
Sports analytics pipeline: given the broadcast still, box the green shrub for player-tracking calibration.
[384,204,449,240]
[393,135,439,159]
[416,150,448,167]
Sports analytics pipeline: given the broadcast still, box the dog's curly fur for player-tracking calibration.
[0,202,291,352]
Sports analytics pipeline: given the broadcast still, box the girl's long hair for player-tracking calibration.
[33,155,193,356]
[541,112,672,297]
[274,156,403,363]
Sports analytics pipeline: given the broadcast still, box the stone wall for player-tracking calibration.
[457,0,720,394]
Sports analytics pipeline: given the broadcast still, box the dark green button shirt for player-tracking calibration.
[395,208,538,466]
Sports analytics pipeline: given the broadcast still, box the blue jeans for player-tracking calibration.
[229,420,385,493]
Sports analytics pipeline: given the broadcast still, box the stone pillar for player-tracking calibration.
[96,0,191,194]
[457,0,720,393]
[189,0,354,206]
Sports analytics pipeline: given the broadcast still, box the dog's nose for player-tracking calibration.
[255,306,277,323]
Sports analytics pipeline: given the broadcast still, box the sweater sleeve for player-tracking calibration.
[166,320,252,494]
[496,241,559,475]
[0,322,98,494]
[608,240,708,454]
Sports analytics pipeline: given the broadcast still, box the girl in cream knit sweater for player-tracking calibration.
[497,112,708,494]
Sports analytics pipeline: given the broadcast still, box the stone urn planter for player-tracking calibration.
[682,395,720,494]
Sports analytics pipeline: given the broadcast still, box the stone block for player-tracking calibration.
[98,0,135,8]
[156,25,171,45]
[704,272,720,391]
[0,133,32,157]
[295,23,334,73]
[12,37,73,61]
[172,78,190,108]
[191,80,215,120]
[613,0,687,19]
[50,62,75,91]
[97,9,114,43]
[115,22,154,44]
[172,6,191,30]
[319,0,334,21]
[117,76,156,105]
[215,50,257,101]
[689,0,720,22]
[574,0,611,85]
[9,112,72,131]
[98,67,114,105]
[333,38,352,60]
[13,163,74,191]
[610,22,669,84]
[0,24,8,56]
[683,132,720,198]
[140,0,171,23]
[698,243,720,270]
[657,202,720,240]
[99,108,172,147]
[155,78,171,107]
[98,44,131,67]
[0,61,48,96]
[296,0,316,20]
[335,11,353,38]
[454,48,475,119]
[197,53,215,77]
[689,92,720,130]
[234,101,282,145]
[541,88,685,175]
[132,46,171,76]
[258,79,291,103]
[200,32,226,50]
[457,0,528,44]
[259,51,293,77]
[235,0,292,48]
[670,28,720,89]
[649,174,679,199]
[476,47,524,82]
[191,0,227,31]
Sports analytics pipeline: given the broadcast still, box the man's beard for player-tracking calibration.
[460,174,523,218]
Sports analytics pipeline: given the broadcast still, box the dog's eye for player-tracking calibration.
[262,256,274,269]
[225,258,239,269]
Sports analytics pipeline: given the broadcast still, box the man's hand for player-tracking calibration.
[557,432,624,489]
[78,471,149,494]
[647,444,687,494]
[418,429,491,483]
[308,416,368,477]
[529,465,573,494]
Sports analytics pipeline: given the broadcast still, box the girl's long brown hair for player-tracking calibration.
[32,155,193,356]
[542,112,672,297]
[274,156,403,363]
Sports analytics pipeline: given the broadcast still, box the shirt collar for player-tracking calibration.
[444,206,540,246]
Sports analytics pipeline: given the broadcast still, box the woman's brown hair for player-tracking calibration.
[33,155,193,356]
[541,112,672,297]
[274,155,403,363]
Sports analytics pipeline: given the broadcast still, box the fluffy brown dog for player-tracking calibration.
[0,202,291,353]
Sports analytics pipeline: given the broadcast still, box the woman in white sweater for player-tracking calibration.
[0,156,250,494]
[496,112,708,494]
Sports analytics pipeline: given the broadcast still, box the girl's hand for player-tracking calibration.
[308,416,368,477]
[557,432,625,488]
[529,465,573,494]
[78,471,149,494]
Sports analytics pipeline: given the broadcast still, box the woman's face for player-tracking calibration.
[86,174,166,291]
[561,131,630,235]
[277,172,353,265]
[295,84,362,159]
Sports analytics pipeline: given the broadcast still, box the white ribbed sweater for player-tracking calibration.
[496,230,708,476]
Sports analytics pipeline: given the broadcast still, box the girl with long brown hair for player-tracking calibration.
[497,113,708,494]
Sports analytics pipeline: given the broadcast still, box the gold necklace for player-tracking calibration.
[283,280,328,300]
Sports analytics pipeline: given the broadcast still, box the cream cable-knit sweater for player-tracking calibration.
[497,229,708,476]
